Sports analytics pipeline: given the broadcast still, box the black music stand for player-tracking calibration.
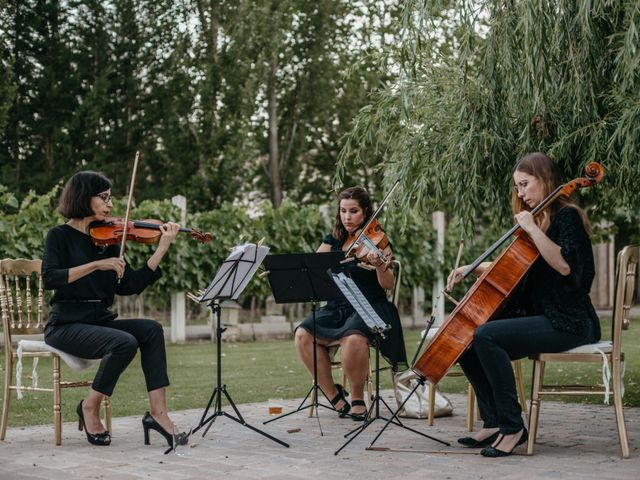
[190,243,289,448]
[366,330,451,450]
[329,272,449,455]
[261,251,347,434]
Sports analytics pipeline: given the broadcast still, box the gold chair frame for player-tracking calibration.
[0,258,112,445]
[527,244,638,458]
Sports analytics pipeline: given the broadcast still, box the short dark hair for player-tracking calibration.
[58,171,112,219]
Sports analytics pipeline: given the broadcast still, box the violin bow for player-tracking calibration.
[343,180,400,258]
[117,150,140,281]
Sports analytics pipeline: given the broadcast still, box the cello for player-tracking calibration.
[413,162,605,385]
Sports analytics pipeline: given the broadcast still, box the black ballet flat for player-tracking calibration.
[76,400,111,446]
[480,427,528,457]
[349,399,367,422]
[457,430,500,448]
[330,384,351,418]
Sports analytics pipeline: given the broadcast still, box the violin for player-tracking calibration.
[342,181,399,269]
[342,218,391,267]
[88,217,212,246]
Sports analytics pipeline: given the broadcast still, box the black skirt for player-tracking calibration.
[297,300,408,371]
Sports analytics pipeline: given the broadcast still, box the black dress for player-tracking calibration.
[297,234,408,371]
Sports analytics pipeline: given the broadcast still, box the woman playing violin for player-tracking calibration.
[42,171,182,450]
[294,187,408,420]
[448,153,600,457]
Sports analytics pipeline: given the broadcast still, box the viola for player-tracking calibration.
[88,217,212,246]
[413,162,605,386]
[342,181,399,268]
[343,218,391,266]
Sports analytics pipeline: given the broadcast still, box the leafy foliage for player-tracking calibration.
[338,0,640,232]
[0,0,404,210]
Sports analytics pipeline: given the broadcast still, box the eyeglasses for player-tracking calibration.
[95,193,113,204]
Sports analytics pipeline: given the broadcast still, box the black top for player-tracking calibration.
[515,206,600,339]
[323,233,388,307]
[42,224,162,327]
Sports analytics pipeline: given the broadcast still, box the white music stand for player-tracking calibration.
[189,243,289,448]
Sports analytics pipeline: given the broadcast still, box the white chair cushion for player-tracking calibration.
[561,340,621,404]
[565,340,612,354]
[16,340,98,399]
[18,339,96,370]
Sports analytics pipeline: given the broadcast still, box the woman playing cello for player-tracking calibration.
[294,187,408,420]
[448,153,601,457]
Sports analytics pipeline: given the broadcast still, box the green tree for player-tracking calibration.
[0,0,14,137]
[339,1,640,228]
[0,1,406,211]
[248,0,403,206]
[0,0,79,195]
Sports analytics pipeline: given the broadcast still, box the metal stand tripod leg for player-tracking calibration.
[263,302,336,435]
[365,371,450,450]
[335,332,449,455]
[193,302,289,448]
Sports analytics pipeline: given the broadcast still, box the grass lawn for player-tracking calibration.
[1,317,638,428]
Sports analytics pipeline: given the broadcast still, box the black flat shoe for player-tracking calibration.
[76,400,111,446]
[330,384,351,418]
[480,427,528,457]
[349,399,367,422]
[457,430,500,448]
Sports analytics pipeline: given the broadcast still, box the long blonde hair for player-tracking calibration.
[511,152,591,236]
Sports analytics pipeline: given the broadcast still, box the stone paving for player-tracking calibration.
[0,391,638,480]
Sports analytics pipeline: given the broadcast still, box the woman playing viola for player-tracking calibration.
[42,171,182,450]
[448,153,601,457]
[294,187,408,420]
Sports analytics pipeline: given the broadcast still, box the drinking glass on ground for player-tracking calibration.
[268,398,284,415]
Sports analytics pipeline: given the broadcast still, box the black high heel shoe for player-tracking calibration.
[480,427,528,457]
[76,400,111,446]
[349,399,367,422]
[142,411,174,450]
[142,412,190,454]
[330,384,351,418]
[457,430,500,448]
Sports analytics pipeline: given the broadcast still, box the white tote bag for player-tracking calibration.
[393,369,453,418]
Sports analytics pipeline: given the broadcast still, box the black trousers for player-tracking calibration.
[45,319,169,397]
[458,315,596,434]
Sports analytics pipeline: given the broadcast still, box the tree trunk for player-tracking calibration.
[267,53,283,208]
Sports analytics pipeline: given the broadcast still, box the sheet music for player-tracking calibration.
[331,272,389,333]
[197,243,269,302]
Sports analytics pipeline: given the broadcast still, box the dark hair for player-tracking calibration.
[512,152,591,236]
[58,171,112,219]
[332,186,372,242]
